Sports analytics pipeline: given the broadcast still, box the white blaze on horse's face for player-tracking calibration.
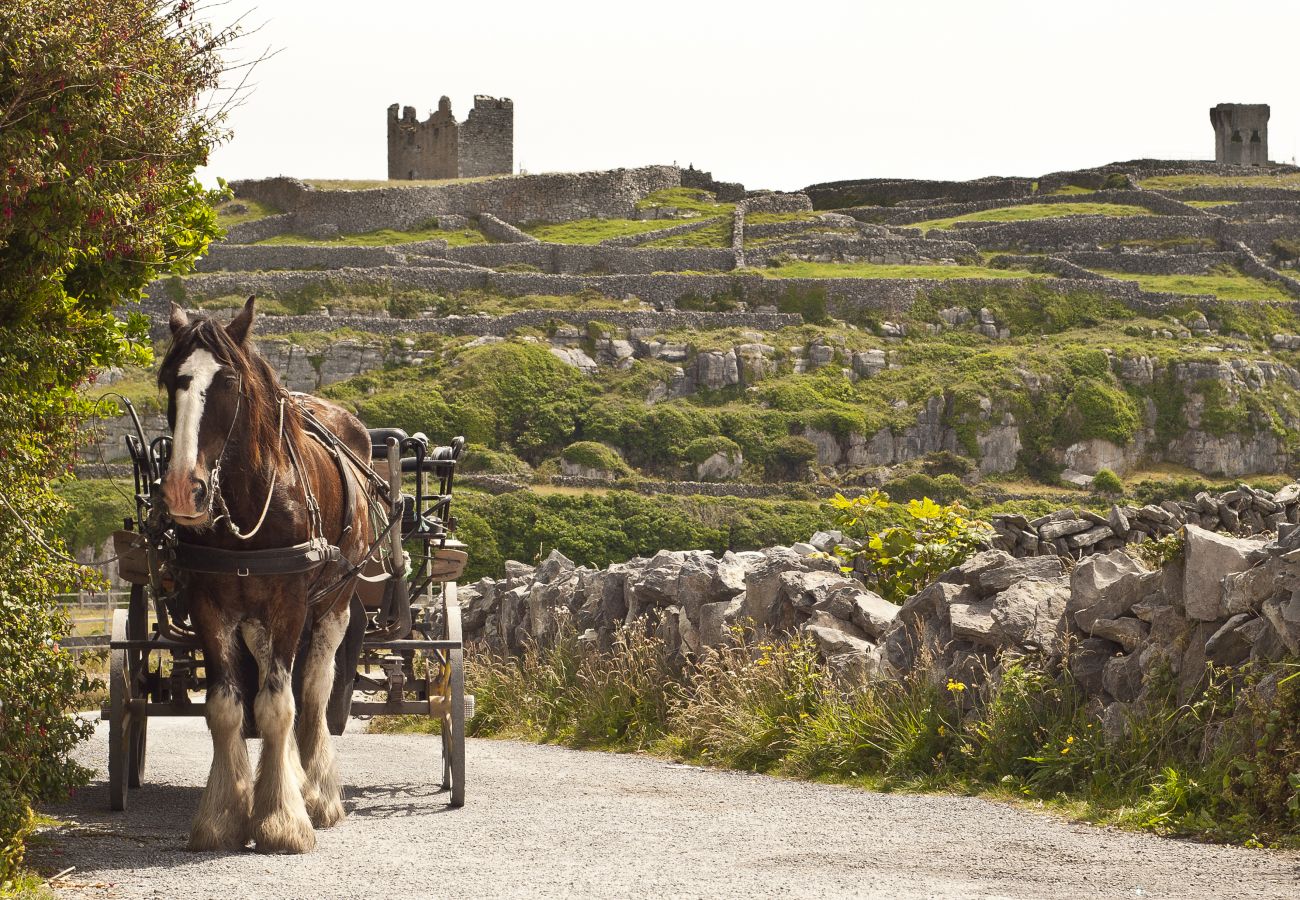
[162,348,222,524]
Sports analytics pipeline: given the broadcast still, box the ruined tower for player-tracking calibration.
[1210,103,1270,166]
[386,95,514,180]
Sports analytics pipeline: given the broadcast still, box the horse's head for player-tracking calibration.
[157,296,260,528]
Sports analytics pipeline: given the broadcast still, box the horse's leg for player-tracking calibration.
[242,616,315,853]
[296,602,349,828]
[189,608,253,851]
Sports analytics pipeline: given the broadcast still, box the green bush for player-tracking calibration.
[830,491,993,603]
[765,436,819,480]
[1056,378,1142,446]
[881,472,971,505]
[1091,468,1124,495]
[683,435,741,466]
[560,441,632,475]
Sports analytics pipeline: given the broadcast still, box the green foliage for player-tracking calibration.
[1057,378,1142,446]
[683,435,740,465]
[774,284,830,323]
[457,490,825,577]
[829,491,993,603]
[1091,468,1124,495]
[0,0,229,879]
[881,472,971,505]
[765,436,818,480]
[560,441,632,475]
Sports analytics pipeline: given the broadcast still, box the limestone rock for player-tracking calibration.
[990,575,1070,654]
[698,597,745,648]
[1068,550,1148,632]
[977,555,1065,594]
[1182,524,1266,621]
[1089,616,1147,652]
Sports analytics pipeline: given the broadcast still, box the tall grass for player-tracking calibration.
[463,623,1300,847]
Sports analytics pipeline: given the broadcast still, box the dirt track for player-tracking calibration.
[37,716,1300,899]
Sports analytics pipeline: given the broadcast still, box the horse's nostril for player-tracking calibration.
[192,477,207,505]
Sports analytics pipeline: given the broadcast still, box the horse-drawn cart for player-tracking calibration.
[105,398,471,811]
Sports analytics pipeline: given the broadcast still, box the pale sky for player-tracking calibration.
[201,0,1300,192]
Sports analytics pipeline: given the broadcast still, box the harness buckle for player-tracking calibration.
[237,567,250,577]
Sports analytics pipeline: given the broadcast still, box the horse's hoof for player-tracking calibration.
[252,811,316,854]
[187,821,249,853]
[307,794,345,829]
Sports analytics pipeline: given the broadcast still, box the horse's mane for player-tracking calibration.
[158,315,304,473]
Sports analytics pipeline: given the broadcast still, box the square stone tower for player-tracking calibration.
[1210,103,1269,166]
[387,95,513,180]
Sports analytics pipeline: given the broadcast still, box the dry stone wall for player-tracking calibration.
[228,165,682,236]
[455,493,1299,720]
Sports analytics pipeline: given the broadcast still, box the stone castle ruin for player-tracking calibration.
[387,95,513,180]
[1210,102,1269,166]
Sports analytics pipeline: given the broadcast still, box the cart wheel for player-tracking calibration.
[108,609,131,811]
[128,712,148,789]
[126,586,148,788]
[445,585,466,808]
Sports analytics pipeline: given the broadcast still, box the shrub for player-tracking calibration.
[882,472,971,505]
[1056,378,1142,446]
[830,491,993,603]
[765,436,819,480]
[560,441,632,476]
[1091,468,1124,495]
[683,436,741,465]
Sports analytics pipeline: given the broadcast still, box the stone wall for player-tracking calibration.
[926,215,1221,252]
[446,242,738,274]
[802,176,1035,210]
[680,165,746,202]
[1062,250,1241,276]
[228,165,682,236]
[156,265,1260,332]
[196,242,441,272]
[882,190,1205,227]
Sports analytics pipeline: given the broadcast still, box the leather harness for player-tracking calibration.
[168,396,390,587]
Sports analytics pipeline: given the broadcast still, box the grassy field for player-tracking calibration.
[522,217,708,245]
[754,261,1049,280]
[635,187,734,217]
[1047,185,1096,195]
[1139,172,1300,191]
[910,202,1156,231]
[1087,265,1294,301]
[642,218,732,248]
[1184,200,1239,208]
[256,223,488,247]
[746,211,822,226]
[214,198,278,227]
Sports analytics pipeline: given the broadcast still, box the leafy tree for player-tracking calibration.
[0,0,234,880]
[830,491,993,603]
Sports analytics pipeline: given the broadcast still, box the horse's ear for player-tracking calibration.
[168,302,189,334]
[226,295,256,345]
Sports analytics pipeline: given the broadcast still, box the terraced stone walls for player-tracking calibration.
[228,165,682,237]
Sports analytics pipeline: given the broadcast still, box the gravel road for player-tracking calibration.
[37,716,1299,899]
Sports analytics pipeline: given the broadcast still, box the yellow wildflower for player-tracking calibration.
[1066,735,1075,745]
[1060,746,1070,755]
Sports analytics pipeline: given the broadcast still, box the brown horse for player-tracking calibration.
[158,297,374,853]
